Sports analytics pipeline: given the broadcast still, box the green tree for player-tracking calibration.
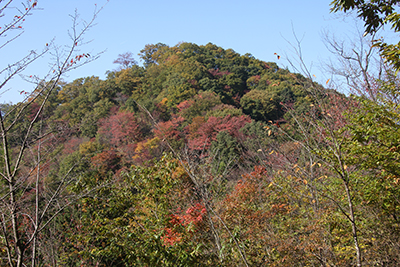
[331,0,400,71]
[64,153,215,266]
[240,89,282,122]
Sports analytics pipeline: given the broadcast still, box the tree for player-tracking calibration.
[240,89,282,122]
[62,153,213,266]
[331,0,400,71]
[0,2,105,266]
[113,51,137,70]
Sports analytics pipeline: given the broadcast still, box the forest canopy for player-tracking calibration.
[1,1,400,266]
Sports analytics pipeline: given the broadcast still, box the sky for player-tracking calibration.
[0,0,369,104]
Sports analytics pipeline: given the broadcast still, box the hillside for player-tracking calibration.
[2,41,400,266]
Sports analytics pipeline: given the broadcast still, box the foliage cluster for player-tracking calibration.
[2,1,400,265]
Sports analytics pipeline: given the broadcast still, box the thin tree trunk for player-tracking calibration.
[344,179,362,266]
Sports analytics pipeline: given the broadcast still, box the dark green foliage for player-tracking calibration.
[210,130,242,173]
[240,89,282,121]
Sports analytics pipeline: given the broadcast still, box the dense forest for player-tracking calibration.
[1,1,400,266]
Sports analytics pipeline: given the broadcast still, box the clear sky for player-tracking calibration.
[0,0,364,104]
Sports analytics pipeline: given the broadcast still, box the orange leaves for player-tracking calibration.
[274,52,281,60]
[271,81,280,87]
[161,203,206,247]
[161,228,182,246]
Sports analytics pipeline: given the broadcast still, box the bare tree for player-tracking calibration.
[280,30,383,266]
[0,1,106,266]
[322,27,383,101]
[113,51,137,70]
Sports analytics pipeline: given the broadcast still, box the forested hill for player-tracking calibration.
[51,41,314,139]
[3,41,400,266]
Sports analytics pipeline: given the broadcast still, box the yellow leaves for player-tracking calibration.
[160,97,168,106]
[79,140,99,155]
[132,137,160,160]
[268,129,272,136]
[312,162,317,167]
[326,78,330,85]
[171,165,186,179]
[311,162,321,168]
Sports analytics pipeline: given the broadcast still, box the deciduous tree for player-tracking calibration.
[0,2,105,266]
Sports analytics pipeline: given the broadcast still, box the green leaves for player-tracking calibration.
[331,0,400,72]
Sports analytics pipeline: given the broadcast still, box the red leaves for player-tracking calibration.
[176,99,194,112]
[182,203,206,227]
[154,115,185,142]
[208,68,231,78]
[161,203,206,247]
[67,54,89,67]
[98,110,142,147]
[91,149,121,172]
[161,228,182,246]
[188,115,251,151]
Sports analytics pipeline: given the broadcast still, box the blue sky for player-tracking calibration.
[1,0,363,103]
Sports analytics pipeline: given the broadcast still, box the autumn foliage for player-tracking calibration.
[2,25,400,266]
